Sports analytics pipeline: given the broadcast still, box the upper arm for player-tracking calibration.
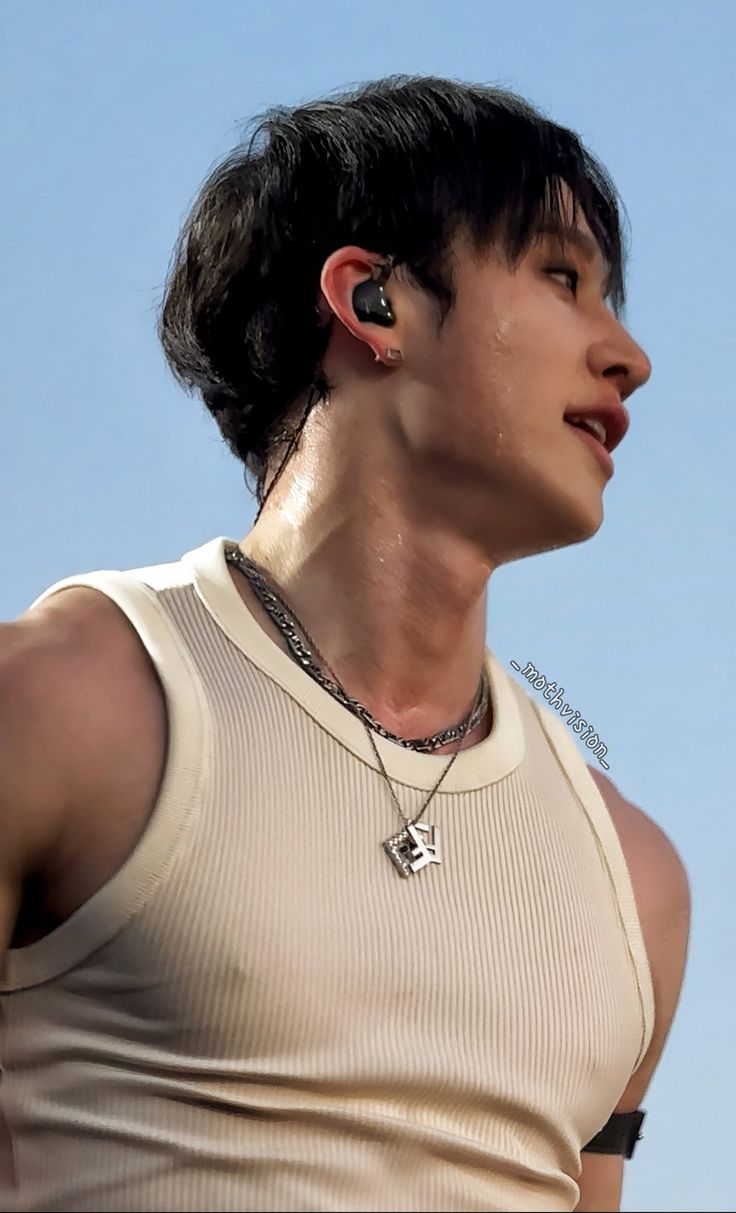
[589,767,691,1110]
[0,587,170,964]
[574,1153,624,1213]
[574,767,691,1212]
[0,607,94,1191]
[0,615,78,958]
[0,589,130,959]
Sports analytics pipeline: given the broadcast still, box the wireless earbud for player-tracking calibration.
[352,260,396,327]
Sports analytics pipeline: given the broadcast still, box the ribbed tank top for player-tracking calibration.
[0,536,654,1213]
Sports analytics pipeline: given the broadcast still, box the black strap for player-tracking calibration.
[581,1109,646,1159]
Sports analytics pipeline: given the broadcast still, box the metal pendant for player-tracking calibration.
[383,821,442,878]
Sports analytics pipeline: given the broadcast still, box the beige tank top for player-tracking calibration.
[0,536,654,1212]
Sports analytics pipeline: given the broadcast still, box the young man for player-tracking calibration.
[0,76,689,1212]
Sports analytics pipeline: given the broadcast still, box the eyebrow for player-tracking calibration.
[533,222,609,272]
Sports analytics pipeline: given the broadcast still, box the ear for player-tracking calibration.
[317,245,400,362]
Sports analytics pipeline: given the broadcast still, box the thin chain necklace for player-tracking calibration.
[225,542,488,878]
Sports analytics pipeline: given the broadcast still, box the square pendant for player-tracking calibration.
[383,821,442,878]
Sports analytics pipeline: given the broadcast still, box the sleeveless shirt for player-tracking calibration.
[0,536,654,1212]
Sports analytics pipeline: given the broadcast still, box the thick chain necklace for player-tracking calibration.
[225,541,488,878]
[224,543,489,754]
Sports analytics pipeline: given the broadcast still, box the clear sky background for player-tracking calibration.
[1,3,733,1210]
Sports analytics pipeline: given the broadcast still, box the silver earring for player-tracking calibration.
[375,348,404,363]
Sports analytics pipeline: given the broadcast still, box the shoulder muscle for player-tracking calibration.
[588,766,691,1109]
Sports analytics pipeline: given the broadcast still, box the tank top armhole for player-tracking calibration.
[530,700,656,1073]
[1,570,209,992]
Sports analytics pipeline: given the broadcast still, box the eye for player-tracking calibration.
[547,266,579,295]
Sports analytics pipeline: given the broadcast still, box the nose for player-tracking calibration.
[589,317,652,402]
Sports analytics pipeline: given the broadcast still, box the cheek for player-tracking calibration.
[419,283,573,455]
[438,299,520,401]
[471,305,573,427]
[458,317,543,436]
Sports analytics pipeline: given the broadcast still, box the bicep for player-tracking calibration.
[0,618,82,953]
[574,1151,624,1212]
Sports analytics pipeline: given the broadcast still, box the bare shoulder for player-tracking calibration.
[2,587,168,919]
[587,765,691,1110]
[587,766,691,923]
[9,585,166,797]
[0,593,110,864]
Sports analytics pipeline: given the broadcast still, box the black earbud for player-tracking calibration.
[352,261,396,327]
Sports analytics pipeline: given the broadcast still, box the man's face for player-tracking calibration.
[404,195,652,563]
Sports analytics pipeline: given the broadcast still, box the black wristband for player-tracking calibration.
[581,1109,646,1159]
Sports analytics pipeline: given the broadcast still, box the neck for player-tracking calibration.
[233,420,497,750]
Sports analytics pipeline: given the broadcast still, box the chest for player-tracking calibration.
[80,746,643,1121]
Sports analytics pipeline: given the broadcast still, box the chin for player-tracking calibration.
[565,491,604,540]
[460,468,605,561]
[478,504,604,566]
[553,494,605,549]
[513,490,605,561]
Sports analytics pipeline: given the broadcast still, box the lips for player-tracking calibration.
[564,397,630,454]
[567,421,614,476]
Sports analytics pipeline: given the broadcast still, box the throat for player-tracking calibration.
[226,550,492,752]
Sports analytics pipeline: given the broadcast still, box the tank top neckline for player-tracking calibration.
[183,536,524,793]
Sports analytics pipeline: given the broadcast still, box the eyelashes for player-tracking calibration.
[546,266,580,295]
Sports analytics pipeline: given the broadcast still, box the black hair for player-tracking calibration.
[158,73,629,510]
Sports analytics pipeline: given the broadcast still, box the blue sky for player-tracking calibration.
[2,3,733,1209]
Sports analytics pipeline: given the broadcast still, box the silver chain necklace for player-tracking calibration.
[225,542,488,877]
[224,544,489,753]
